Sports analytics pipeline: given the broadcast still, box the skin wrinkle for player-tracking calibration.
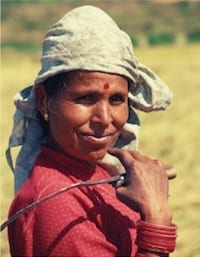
[46,74,116,116]
[8,5,173,194]
[6,6,176,256]
[37,71,129,165]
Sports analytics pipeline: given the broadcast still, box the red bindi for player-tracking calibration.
[104,83,110,89]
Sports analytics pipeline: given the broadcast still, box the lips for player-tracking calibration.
[79,133,114,146]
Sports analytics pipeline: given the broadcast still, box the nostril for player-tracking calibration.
[89,124,106,134]
[91,102,112,126]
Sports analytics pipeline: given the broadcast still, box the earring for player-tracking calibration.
[44,112,49,121]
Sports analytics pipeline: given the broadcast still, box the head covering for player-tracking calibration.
[6,5,173,193]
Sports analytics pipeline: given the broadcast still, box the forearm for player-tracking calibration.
[135,217,177,257]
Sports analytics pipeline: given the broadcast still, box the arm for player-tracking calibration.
[109,149,177,257]
[32,184,118,256]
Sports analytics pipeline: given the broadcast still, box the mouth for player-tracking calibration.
[79,133,115,146]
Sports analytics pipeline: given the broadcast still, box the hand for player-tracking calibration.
[108,148,175,225]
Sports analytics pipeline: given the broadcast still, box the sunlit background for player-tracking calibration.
[1,1,200,256]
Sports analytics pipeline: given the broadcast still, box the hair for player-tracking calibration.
[43,70,131,96]
[42,72,69,98]
[36,72,69,132]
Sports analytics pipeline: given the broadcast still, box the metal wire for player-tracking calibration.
[0,173,126,232]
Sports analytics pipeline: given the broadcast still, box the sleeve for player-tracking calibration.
[8,186,38,257]
[32,184,117,257]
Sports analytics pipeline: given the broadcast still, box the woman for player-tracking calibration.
[6,6,177,257]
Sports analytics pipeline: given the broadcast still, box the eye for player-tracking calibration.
[110,93,126,105]
[75,93,96,104]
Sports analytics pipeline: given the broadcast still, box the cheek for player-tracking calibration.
[49,102,91,132]
[114,105,129,127]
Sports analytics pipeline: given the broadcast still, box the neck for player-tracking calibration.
[46,137,98,169]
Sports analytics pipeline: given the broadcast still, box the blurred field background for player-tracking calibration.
[1,1,200,256]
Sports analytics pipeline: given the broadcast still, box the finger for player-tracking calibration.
[127,150,149,162]
[155,160,177,179]
[109,148,177,180]
[151,159,176,180]
[164,165,177,180]
[153,160,177,180]
[108,148,136,171]
[154,159,163,167]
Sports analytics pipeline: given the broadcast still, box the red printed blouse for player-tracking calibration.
[8,146,144,257]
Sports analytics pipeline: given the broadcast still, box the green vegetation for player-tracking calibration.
[147,32,175,46]
[187,28,200,43]
[1,42,41,52]
[2,0,200,50]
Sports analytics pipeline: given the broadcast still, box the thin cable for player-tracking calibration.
[0,174,126,232]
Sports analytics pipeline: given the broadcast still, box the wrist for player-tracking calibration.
[141,205,172,226]
[136,220,177,255]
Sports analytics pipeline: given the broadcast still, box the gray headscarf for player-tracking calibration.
[6,6,173,193]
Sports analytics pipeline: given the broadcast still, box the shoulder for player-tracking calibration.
[10,151,73,215]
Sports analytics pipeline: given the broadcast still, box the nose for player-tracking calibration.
[91,101,112,127]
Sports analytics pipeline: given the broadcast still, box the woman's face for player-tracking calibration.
[46,71,129,164]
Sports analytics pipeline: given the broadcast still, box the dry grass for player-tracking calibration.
[1,44,200,256]
[135,44,200,257]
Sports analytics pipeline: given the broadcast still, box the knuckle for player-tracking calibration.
[154,159,163,167]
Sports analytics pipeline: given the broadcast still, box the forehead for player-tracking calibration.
[66,71,128,89]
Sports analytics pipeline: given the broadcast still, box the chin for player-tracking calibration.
[84,149,108,163]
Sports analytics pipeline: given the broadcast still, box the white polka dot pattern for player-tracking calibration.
[8,146,140,256]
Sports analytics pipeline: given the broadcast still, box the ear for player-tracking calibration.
[35,85,48,116]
